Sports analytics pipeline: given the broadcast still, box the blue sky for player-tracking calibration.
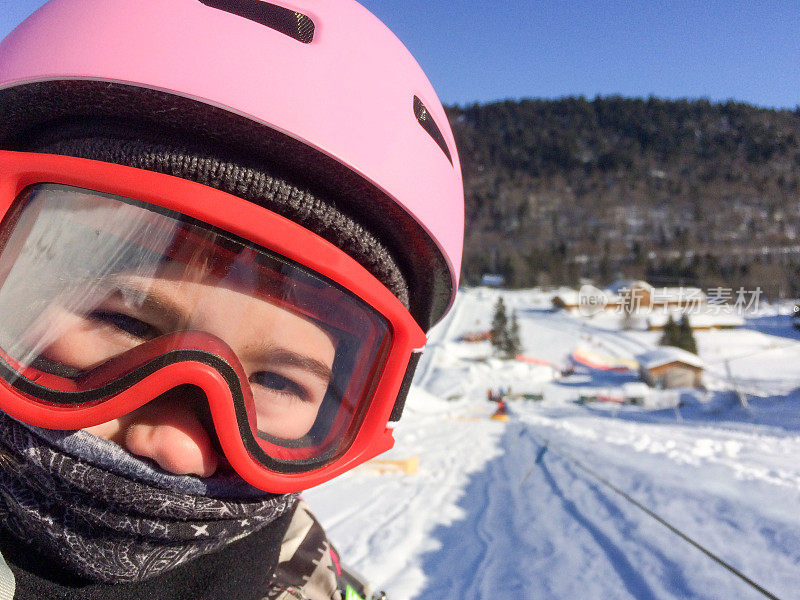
[3,1,799,109]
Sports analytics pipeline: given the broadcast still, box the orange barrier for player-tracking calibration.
[364,456,419,475]
[571,347,638,372]
[515,355,555,367]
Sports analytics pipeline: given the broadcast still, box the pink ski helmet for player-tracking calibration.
[0,0,464,330]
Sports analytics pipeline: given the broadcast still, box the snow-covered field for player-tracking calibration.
[305,288,800,600]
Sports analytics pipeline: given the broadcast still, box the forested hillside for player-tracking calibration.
[447,97,800,297]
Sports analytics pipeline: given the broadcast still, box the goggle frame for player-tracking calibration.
[0,151,426,493]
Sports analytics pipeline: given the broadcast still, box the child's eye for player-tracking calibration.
[87,310,160,340]
[250,371,307,401]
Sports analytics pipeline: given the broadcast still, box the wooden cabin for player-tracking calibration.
[637,347,704,389]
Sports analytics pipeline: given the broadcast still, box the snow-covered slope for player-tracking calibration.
[305,288,800,599]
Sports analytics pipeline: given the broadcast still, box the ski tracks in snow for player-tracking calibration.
[412,410,797,600]
[307,395,799,599]
[416,422,691,599]
[419,424,545,599]
[514,413,799,600]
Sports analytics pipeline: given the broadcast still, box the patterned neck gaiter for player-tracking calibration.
[0,413,297,583]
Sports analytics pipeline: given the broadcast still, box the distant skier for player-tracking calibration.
[491,398,509,422]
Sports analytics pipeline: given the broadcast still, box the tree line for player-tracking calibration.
[446,96,800,298]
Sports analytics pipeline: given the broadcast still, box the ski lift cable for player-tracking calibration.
[526,432,782,600]
[714,340,798,365]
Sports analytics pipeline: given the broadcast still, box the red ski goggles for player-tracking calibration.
[0,151,426,493]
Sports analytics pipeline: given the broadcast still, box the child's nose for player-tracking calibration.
[85,386,222,477]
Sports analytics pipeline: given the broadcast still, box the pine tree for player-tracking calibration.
[659,313,698,354]
[677,314,698,354]
[490,296,508,355]
[659,314,679,347]
[503,310,523,358]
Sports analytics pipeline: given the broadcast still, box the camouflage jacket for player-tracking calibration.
[265,499,344,600]
[267,500,383,600]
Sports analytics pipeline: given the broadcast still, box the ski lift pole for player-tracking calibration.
[724,358,750,409]
[672,402,683,423]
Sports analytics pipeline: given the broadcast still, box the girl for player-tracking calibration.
[0,1,464,598]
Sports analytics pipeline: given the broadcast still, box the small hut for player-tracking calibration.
[606,280,654,309]
[606,280,708,312]
[480,274,505,287]
[636,347,704,389]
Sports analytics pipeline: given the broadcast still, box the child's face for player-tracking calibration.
[66,263,337,477]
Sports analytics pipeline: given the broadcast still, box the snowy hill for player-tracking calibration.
[305,288,800,600]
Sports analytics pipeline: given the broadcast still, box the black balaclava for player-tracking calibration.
[0,413,295,584]
[0,120,410,583]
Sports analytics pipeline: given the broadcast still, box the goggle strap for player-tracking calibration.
[388,349,422,422]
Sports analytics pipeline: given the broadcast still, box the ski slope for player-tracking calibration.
[305,288,800,600]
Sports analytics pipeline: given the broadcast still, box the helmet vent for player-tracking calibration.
[199,0,315,44]
[413,96,452,165]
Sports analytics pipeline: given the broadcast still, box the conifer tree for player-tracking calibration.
[659,313,698,354]
[677,314,698,354]
[490,296,508,355]
[659,313,679,347]
[504,310,523,358]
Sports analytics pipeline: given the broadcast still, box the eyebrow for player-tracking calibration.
[258,348,334,384]
[111,283,187,330]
